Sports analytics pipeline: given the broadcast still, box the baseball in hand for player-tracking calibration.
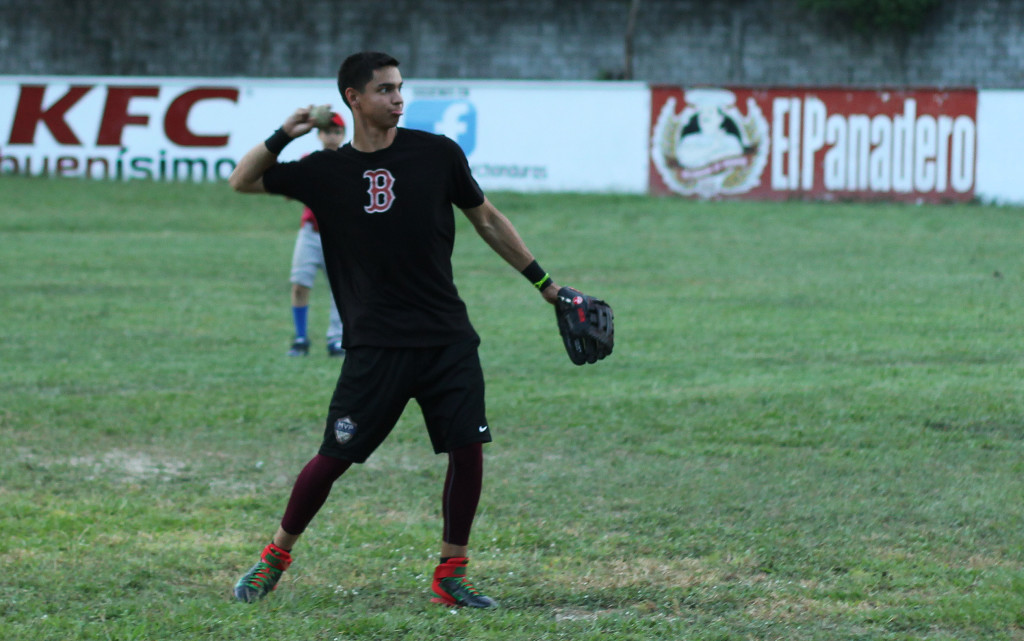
[309,104,333,129]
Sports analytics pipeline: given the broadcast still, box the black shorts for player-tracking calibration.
[318,340,491,463]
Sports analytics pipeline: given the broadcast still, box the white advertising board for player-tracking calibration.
[976,90,1024,205]
[0,76,651,194]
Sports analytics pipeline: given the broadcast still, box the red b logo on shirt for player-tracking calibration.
[363,169,396,213]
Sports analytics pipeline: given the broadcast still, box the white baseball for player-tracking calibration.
[310,104,332,128]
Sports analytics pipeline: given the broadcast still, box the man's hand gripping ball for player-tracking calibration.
[309,104,334,129]
[554,287,614,365]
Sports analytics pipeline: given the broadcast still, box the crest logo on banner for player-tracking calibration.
[651,89,769,197]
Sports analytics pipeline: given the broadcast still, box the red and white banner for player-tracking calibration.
[0,77,340,182]
[649,87,978,202]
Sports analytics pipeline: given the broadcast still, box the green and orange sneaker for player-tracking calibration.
[233,543,292,603]
[430,557,497,609]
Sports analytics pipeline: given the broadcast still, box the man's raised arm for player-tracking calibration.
[229,106,317,194]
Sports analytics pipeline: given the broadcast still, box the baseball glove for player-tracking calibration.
[554,286,614,365]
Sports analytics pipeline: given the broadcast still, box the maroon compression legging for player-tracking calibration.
[280,443,483,546]
[442,442,483,546]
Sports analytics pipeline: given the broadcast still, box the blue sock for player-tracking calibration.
[292,306,309,340]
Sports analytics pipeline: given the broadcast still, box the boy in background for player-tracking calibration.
[287,112,346,357]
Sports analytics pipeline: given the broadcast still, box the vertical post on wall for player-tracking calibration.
[624,0,641,80]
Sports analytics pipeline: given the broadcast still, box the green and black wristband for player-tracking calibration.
[521,260,553,291]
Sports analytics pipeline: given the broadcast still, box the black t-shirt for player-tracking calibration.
[263,128,486,348]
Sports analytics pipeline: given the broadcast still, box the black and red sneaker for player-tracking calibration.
[233,543,292,603]
[430,557,497,609]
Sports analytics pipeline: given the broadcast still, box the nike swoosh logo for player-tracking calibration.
[478,425,488,432]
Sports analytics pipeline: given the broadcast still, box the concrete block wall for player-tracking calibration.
[1,0,1021,87]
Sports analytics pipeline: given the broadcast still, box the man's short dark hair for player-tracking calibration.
[338,52,400,108]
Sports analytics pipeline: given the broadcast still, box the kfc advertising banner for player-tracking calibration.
[0,76,650,193]
[0,78,249,181]
[650,86,979,202]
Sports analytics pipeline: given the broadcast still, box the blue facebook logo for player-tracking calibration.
[404,100,477,155]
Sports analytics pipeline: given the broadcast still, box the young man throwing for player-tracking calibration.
[228,51,566,608]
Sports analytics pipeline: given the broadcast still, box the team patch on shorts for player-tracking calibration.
[334,416,358,445]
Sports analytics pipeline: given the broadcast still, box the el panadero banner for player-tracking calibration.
[650,87,978,202]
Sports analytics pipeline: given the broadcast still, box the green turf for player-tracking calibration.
[2,177,1023,640]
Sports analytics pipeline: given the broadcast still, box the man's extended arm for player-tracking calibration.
[462,197,559,304]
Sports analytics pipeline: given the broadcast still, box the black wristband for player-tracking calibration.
[520,260,552,290]
[264,128,293,155]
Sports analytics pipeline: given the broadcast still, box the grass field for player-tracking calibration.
[2,177,1023,640]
